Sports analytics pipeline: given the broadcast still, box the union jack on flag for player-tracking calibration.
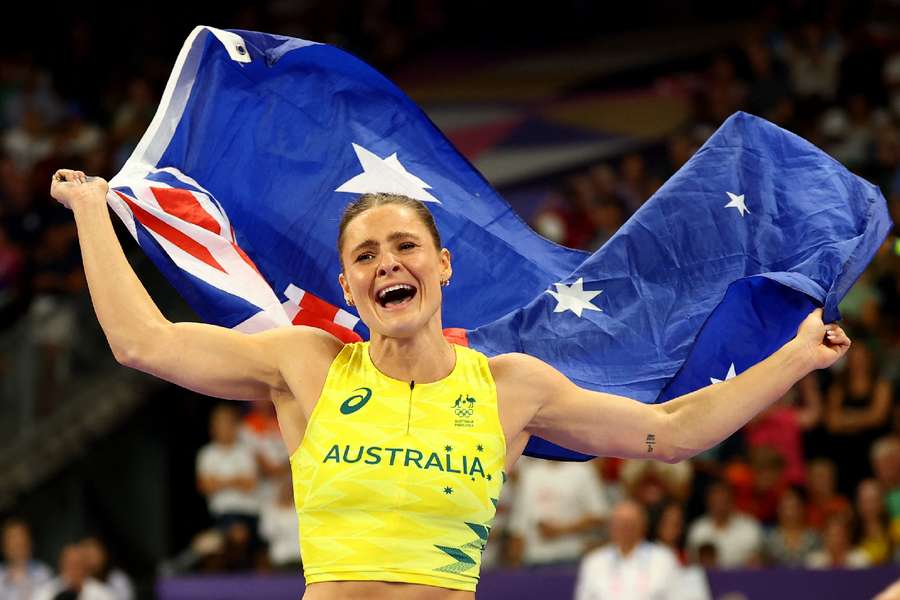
[109,27,891,461]
[109,169,362,342]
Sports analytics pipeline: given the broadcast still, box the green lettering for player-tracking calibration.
[342,445,364,463]
[323,444,341,463]
[404,448,424,468]
[386,447,403,466]
[446,453,461,474]
[365,446,382,465]
[470,457,485,478]
[424,452,444,471]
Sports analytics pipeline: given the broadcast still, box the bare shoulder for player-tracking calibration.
[266,326,346,411]
[488,352,567,390]
[260,324,345,362]
[488,352,569,412]
[488,353,568,457]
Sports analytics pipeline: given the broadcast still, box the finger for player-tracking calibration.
[53,169,73,182]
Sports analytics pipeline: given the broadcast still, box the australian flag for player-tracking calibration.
[109,27,892,461]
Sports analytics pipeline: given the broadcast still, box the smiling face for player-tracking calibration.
[339,203,451,339]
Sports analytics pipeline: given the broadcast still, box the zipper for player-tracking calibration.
[407,380,415,434]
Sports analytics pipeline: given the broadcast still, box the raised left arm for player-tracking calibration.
[518,308,849,463]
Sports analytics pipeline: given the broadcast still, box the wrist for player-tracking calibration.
[782,339,816,378]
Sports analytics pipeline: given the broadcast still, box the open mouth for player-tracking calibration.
[376,284,418,310]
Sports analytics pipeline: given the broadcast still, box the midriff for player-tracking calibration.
[303,581,475,600]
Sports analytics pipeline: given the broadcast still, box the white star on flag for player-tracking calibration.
[335,143,440,203]
[547,277,603,317]
[710,363,738,385]
[724,192,749,217]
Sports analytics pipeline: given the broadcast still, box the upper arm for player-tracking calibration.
[494,353,673,462]
[124,321,342,402]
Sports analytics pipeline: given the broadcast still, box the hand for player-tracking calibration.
[793,308,851,371]
[537,520,568,540]
[50,169,109,210]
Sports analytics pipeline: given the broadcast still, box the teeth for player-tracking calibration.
[377,284,414,300]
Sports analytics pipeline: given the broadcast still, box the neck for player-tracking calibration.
[618,541,640,557]
[368,319,455,383]
[6,559,27,572]
[782,520,803,532]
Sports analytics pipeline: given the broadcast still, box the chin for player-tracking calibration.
[369,306,437,338]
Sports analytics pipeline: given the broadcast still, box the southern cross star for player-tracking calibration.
[335,143,440,203]
[710,363,738,385]
[724,192,749,217]
[547,277,603,318]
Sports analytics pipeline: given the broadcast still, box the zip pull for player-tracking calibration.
[407,381,415,434]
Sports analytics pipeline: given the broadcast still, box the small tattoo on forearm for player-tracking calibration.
[646,433,655,453]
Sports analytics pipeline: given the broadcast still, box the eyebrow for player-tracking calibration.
[350,231,422,255]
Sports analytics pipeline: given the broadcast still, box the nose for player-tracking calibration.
[377,253,402,277]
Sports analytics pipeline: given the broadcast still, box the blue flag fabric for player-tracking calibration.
[108,27,892,462]
[471,111,892,459]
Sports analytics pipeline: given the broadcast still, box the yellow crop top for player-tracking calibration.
[291,341,507,592]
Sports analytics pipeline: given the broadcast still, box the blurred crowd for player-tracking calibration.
[1,1,899,599]
[522,6,900,598]
[0,520,133,600]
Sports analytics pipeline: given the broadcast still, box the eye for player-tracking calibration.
[355,252,373,262]
[400,242,417,250]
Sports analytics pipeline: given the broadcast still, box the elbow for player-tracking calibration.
[657,411,693,464]
[110,322,170,370]
[111,342,139,368]
[657,445,686,465]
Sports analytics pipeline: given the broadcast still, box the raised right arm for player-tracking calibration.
[51,169,332,402]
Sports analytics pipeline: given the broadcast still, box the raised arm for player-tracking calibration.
[501,308,849,463]
[50,169,339,402]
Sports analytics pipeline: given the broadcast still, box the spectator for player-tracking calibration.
[824,341,893,496]
[2,109,54,171]
[726,445,788,525]
[742,40,792,122]
[821,93,886,171]
[780,21,843,102]
[804,458,851,530]
[870,436,900,522]
[653,503,687,565]
[506,457,608,567]
[27,214,84,415]
[78,537,134,600]
[0,519,52,600]
[54,105,104,162]
[109,77,156,170]
[614,154,649,214]
[530,174,597,250]
[33,544,114,600]
[695,542,718,570]
[258,475,301,571]
[806,514,870,569]
[240,400,289,505]
[574,501,681,600]
[854,478,892,565]
[686,480,763,568]
[763,486,819,567]
[743,373,822,486]
[196,404,260,534]
[619,459,692,523]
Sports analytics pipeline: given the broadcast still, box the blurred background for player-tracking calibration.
[0,1,898,599]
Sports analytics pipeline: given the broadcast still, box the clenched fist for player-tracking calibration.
[50,169,109,210]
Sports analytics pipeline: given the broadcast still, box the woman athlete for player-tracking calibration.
[51,169,850,600]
